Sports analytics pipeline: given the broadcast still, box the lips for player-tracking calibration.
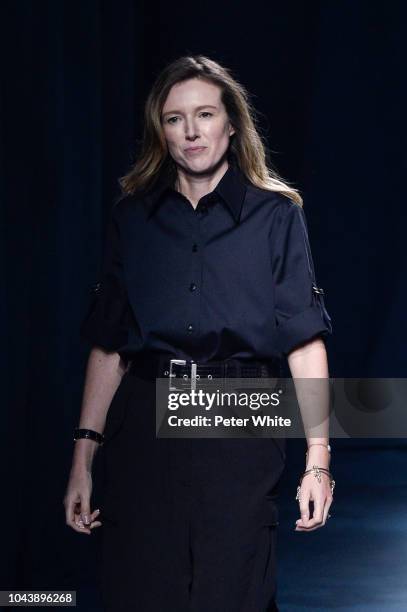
[185,146,206,152]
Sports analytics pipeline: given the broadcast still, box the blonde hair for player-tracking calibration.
[118,55,303,207]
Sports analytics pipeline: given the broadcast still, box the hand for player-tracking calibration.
[295,470,333,532]
[63,467,102,535]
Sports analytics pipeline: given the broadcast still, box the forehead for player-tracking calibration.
[162,78,222,112]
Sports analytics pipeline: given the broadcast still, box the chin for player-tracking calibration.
[184,158,225,175]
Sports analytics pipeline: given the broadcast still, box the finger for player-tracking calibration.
[74,508,101,533]
[294,490,310,528]
[72,506,93,534]
[322,496,333,525]
[296,514,321,531]
[89,520,102,530]
[64,495,95,534]
[80,498,92,526]
[310,499,325,526]
[296,518,318,530]
[299,498,310,526]
[89,509,101,529]
[66,513,92,534]
[297,520,321,530]
[296,498,328,531]
[64,495,79,524]
[75,519,92,534]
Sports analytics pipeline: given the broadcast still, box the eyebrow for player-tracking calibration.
[162,104,218,118]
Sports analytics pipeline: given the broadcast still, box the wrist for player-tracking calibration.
[305,446,331,470]
[72,438,99,471]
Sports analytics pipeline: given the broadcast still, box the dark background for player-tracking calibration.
[1,1,406,610]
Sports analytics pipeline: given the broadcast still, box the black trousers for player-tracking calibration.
[95,367,286,611]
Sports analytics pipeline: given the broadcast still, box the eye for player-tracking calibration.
[200,112,213,118]
[166,116,180,124]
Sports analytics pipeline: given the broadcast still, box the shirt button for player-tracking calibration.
[187,324,194,333]
[192,244,198,252]
[189,283,197,292]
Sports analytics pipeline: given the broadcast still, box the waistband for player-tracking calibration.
[127,353,282,382]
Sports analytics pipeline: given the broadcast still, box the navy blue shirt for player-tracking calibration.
[80,162,332,363]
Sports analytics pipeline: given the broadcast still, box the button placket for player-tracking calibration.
[185,211,204,338]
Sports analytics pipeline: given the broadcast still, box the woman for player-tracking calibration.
[64,55,334,611]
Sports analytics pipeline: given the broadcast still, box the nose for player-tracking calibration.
[184,117,199,140]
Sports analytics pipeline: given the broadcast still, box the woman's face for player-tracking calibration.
[161,77,235,175]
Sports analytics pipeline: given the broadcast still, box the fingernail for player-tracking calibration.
[83,514,90,524]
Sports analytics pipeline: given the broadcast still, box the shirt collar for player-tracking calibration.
[143,161,248,224]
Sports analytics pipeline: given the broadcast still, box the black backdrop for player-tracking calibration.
[1,0,406,603]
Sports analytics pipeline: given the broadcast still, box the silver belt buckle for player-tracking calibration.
[169,358,197,391]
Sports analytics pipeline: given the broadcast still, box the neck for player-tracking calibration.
[175,157,229,208]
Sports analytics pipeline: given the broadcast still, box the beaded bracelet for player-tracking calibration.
[73,427,105,446]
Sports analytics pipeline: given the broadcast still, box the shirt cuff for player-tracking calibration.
[80,315,130,353]
[276,303,333,356]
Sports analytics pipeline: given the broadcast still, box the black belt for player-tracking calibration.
[127,353,282,383]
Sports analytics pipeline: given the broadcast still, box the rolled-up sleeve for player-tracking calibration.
[80,205,133,353]
[271,200,333,356]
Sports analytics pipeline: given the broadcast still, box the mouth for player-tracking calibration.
[184,146,207,154]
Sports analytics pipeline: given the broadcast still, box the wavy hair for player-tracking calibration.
[118,55,303,207]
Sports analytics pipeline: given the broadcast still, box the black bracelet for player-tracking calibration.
[73,427,105,446]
